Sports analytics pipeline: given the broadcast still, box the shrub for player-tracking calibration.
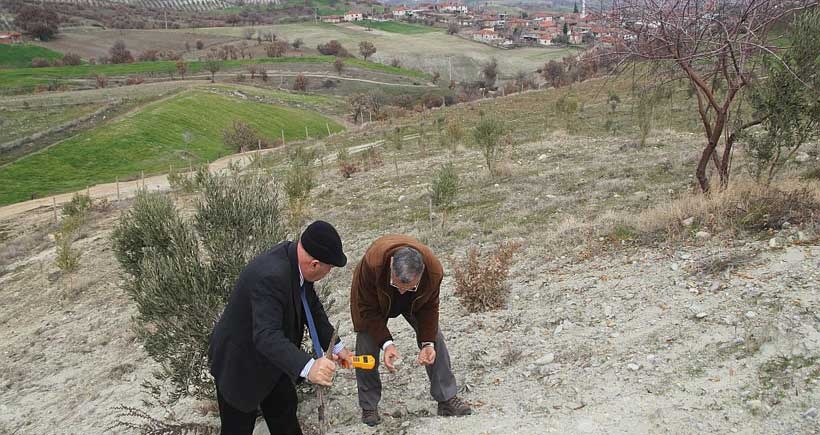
[430,163,459,208]
[109,40,133,64]
[452,242,521,312]
[62,193,93,220]
[283,147,316,207]
[265,40,289,57]
[390,58,401,68]
[293,73,308,91]
[195,39,204,50]
[55,230,81,274]
[472,116,506,176]
[138,49,159,61]
[317,40,349,57]
[62,52,82,66]
[125,75,144,85]
[31,57,50,67]
[222,120,262,153]
[111,174,284,401]
[336,147,359,178]
[95,74,108,89]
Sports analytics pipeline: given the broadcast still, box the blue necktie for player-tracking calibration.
[301,284,324,358]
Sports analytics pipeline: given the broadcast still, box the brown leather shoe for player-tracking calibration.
[361,408,381,426]
[437,396,472,416]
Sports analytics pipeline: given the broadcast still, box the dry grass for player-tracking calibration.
[635,178,820,236]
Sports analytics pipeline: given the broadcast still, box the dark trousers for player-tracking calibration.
[216,375,303,435]
[355,314,458,410]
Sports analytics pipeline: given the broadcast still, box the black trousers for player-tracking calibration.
[216,376,303,435]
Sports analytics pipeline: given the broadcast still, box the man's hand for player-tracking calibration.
[417,345,436,366]
[333,347,355,369]
[383,344,400,373]
[307,357,336,386]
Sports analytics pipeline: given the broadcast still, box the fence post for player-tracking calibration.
[305,125,309,140]
[281,129,285,146]
[52,197,57,223]
[116,177,120,201]
[141,171,145,189]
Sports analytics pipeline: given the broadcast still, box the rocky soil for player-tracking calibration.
[1,132,819,435]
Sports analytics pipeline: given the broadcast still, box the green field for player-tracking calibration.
[0,55,428,92]
[0,90,344,205]
[0,44,64,69]
[353,20,440,34]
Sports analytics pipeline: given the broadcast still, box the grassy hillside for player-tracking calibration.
[353,20,440,34]
[0,55,428,92]
[0,90,344,205]
[0,44,63,69]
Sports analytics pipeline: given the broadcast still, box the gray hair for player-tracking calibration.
[391,247,424,283]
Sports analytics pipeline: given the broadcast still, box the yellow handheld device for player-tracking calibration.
[351,355,376,370]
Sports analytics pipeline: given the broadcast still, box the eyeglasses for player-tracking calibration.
[389,264,424,293]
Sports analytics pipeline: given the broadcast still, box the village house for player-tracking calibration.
[0,31,22,44]
[321,15,343,23]
[440,2,468,14]
[473,28,501,42]
[392,6,410,18]
[344,11,364,21]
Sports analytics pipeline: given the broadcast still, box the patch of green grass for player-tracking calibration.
[0,56,428,92]
[343,57,428,79]
[0,44,63,69]
[353,20,439,34]
[0,90,344,205]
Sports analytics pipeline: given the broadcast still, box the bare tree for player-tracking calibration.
[176,61,188,79]
[333,58,344,75]
[205,55,221,83]
[359,41,376,61]
[612,0,815,192]
[109,40,133,64]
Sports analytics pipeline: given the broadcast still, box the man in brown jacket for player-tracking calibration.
[350,234,471,426]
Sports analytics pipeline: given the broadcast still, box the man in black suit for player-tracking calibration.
[209,220,354,435]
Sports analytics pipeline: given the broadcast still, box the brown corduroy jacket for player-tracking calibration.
[350,235,443,347]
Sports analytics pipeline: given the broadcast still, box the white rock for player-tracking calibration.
[671,263,680,271]
[795,152,810,163]
[769,238,779,248]
[398,195,406,202]
[745,311,757,318]
[538,154,548,161]
[682,217,695,227]
[695,231,711,240]
[695,312,708,319]
[802,407,818,419]
[536,353,556,365]
[628,363,640,371]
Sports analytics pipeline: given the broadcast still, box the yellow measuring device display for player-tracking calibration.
[351,355,376,370]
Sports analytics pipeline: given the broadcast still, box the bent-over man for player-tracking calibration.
[209,220,354,435]
[350,234,472,426]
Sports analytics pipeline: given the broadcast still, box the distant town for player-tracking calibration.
[321,1,629,49]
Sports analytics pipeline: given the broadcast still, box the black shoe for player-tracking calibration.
[361,408,382,426]
[437,396,472,416]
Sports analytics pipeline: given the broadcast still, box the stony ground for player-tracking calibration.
[1,131,819,435]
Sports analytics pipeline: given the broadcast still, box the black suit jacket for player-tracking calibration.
[208,241,336,412]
